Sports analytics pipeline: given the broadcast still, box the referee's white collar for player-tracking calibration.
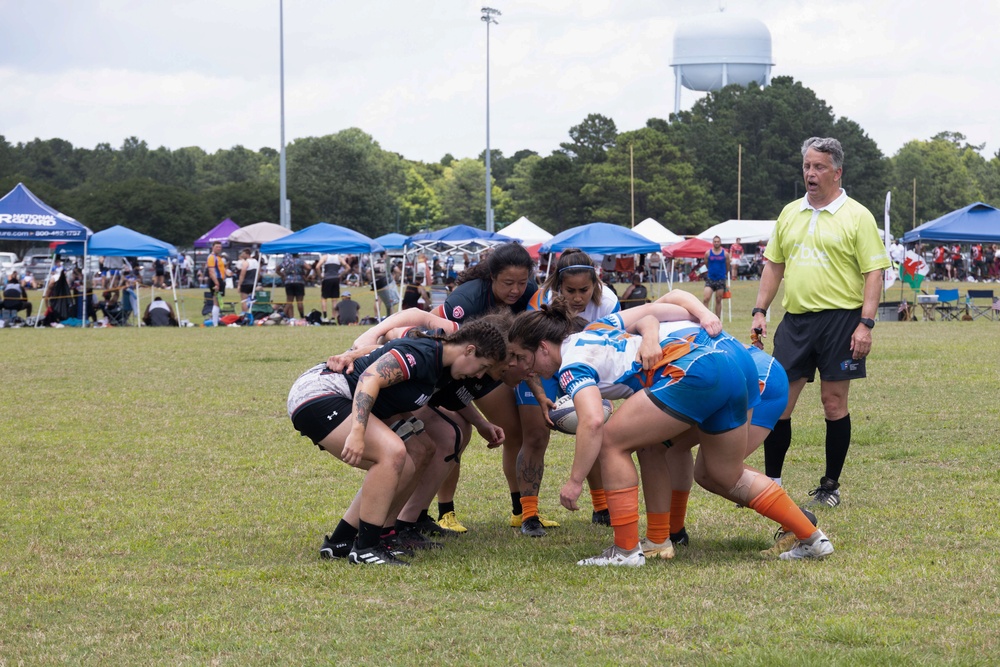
[800,188,848,214]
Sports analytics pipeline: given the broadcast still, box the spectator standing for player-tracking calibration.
[402,273,431,311]
[237,249,259,315]
[751,136,890,508]
[702,236,729,318]
[889,238,905,266]
[729,238,744,280]
[205,242,227,326]
[334,292,360,325]
[316,252,342,320]
[278,253,308,319]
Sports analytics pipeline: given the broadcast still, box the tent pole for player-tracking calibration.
[170,259,181,326]
[369,255,381,322]
[35,251,56,328]
[82,243,89,327]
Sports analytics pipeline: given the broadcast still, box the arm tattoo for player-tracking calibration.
[371,354,406,385]
[354,390,375,427]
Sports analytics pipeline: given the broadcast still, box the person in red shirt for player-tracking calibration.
[729,238,745,280]
[932,245,947,281]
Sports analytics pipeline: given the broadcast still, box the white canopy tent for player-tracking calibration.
[696,220,775,245]
[497,216,553,245]
[633,218,683,245]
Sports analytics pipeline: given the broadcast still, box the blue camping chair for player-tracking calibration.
[934,288,962,321]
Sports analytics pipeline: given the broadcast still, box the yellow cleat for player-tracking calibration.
[509,513,560,528]
[436,511,468,533]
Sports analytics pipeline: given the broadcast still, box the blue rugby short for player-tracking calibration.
[644,346,748,434]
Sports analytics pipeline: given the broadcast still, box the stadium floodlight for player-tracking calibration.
[481,7,501,232]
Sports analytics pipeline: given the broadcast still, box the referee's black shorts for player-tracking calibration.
[771,308,866,383]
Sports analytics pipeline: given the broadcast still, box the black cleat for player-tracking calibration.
[591,509,611,526]
[395,526,444,550]
[319,534,352,560]
[347,543,409,566]
[414,514,461,538]
[520,515,547,537]
[669,527,690,547]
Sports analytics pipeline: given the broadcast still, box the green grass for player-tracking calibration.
[3,281,999,665]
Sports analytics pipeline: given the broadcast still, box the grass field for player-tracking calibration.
[3,281,999,665]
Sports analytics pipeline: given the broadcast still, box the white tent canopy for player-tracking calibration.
[697,219,775,245]
[497,216,553,245]
[633,218,683,245]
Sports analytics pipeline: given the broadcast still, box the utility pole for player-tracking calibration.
[481,7,500,232]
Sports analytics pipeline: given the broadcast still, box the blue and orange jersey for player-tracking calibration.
[555,326,707,401]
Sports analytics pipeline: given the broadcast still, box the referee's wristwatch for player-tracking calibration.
[859,317,875,329]
[751,307,767,317]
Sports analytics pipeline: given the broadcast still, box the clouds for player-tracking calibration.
[0,0,996,162]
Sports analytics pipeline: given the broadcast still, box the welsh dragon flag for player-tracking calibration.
[901,250,929,288]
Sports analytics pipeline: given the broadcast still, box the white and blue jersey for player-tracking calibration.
[555,325,748,434]
[515,287,621,406]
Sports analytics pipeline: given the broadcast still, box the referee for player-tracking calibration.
[751,137,890,508]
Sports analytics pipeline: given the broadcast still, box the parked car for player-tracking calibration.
[0,251,18,277]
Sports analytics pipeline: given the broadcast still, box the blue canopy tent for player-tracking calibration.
[401,225,520,305]
[261,223,387,319]
[0,183,92,325]
[540,222,661,255]
[902,202,1000,243]
[373,232,409,250]
[89,225,180,327]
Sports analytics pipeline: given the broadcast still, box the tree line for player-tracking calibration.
[2,75,998,250]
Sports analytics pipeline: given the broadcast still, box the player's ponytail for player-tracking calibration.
[508,295,577,351]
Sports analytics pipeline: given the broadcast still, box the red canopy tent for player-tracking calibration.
[661,237,712,258]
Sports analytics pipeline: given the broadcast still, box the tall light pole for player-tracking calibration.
[278,0,290,229]
[481,7,500,232]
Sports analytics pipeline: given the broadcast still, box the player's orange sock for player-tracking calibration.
[606,486,640,551]
[646,512,671,544]
[670,490,690,534]
[520,495,539,520]
[748,481,816,540]
[590,488,608,512]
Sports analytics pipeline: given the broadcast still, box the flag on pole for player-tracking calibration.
[901,250,928,289]
[883,192,896,290]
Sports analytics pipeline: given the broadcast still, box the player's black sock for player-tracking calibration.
[394,519,417,532]
[330,519,358,543]
[356,520,382,550]
[824,414,851,483]
[511,492,522,515]
[764,418,792,480]
[438,501,455,519]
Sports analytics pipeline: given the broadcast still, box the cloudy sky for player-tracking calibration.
[1,0,996,164]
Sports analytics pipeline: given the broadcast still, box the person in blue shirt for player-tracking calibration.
[702,235,729,318]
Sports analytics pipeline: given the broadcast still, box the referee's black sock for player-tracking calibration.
[511,492,522,515]
[824,414,851,483]
[764,418,792,481]
[438,501,455,520]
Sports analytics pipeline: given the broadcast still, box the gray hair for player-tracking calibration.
[801,137,844,170]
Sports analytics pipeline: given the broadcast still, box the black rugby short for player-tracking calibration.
[771,308,866,383]
[292,396,353,448]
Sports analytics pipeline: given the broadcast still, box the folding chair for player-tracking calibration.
[966,289,997,321]
[250,289,275,317]
[934,288,962,321]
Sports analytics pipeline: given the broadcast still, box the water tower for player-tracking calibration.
[671,12,774,114]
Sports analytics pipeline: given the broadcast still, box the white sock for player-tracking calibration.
[212,305,220,326]
[770,476,782,487]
